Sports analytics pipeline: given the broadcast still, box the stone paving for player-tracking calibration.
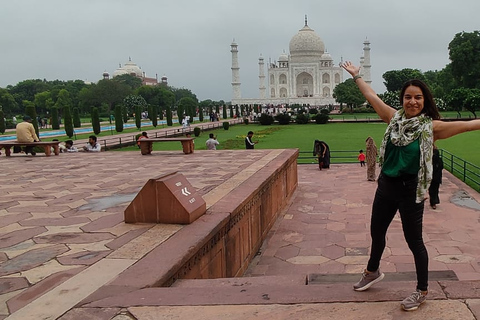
[1,148,480,319]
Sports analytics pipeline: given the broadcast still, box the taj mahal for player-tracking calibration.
[231,17,371,106]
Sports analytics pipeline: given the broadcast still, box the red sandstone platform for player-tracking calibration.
[0,150,479,319]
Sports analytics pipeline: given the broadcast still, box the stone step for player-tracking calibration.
[172,270,458,289]
[86,280,451,308]
[308,270,458,284]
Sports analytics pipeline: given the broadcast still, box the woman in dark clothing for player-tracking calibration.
[428,147,443,209]
[313,140,330,170]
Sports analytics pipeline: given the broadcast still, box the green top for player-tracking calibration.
[382,138,420,177]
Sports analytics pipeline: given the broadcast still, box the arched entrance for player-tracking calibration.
[296,72,314,97]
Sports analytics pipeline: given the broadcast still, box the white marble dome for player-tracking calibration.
[278,52,289,62]
[289,24,325,57]
[113,58,143,78]
[321,51,332,60]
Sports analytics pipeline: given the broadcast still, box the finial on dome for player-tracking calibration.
[128,56,131,61]
[305,15,308,26]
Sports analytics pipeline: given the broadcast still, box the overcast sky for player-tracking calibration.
[1,0,479,101]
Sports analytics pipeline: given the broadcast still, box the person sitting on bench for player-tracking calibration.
[16,115,40,156]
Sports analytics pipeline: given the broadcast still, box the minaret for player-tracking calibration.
[362,38,372,85]
[230,40,241,100]
[258,55,266,99]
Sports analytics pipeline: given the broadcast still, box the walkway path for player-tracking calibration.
[0,151,479,319]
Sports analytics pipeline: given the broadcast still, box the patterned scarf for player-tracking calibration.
[378,109,434,203]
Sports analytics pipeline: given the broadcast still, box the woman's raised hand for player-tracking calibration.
[341,61,360,77]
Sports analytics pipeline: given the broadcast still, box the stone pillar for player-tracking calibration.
[259,55,266,99]
[231,41,241,100]
[362,38,372,85]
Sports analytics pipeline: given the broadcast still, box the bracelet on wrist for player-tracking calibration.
[353,75,362,82]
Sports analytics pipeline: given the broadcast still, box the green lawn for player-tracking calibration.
[115,122,480,167]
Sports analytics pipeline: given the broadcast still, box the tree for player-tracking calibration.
[51,107,59,130]
[0,109,5,134]
[8,79,49,108]
[135,105,142,130]
[382,69,426,92]
[72,107,81,128]
[24,102,40,138]
[112,74,142,89]
[64,105,74,138]
[0,89,19,116]
[55,89,72,115]
[79,79,131,112]
[333,79,366,110]
[177,97,196,125]
[34,91,54,116]
[151,104,158,127]
[123,94,147,116]
[158,87,175,120]
[222,105,227,119]
[463,89,480,118]
[378,91,401,109]
[198,105,203,122]
[166,104,173,126]
[91,107,101,135]
[171,87,197,103]
[445,88,471,117]
[449,31,480,89]
[115,105,123,132]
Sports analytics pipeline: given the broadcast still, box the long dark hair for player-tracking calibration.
[399,79,440,120]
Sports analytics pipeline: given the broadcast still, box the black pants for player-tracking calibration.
[367,172,428,291]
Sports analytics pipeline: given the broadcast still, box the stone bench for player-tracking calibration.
[138,138,195,155]
[0,141,61,156]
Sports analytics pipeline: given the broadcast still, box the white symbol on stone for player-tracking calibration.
[189,198,196,203]
[181,187,191,196]
[175,182,182,187]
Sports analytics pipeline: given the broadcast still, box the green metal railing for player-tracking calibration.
[298,150,359,164]
[440,149,480,192]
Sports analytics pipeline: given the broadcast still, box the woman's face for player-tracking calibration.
[402,85,424,119]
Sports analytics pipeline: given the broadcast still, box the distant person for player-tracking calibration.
[428,147,443,209]
[313,140,330,170]
[64,140,78,153]
[16,115,40,156]
[245,131,258,149]
[137,131,149,148]
[12,116,17,125]
[83,135,101,152]
[366,136,378,181]
[52,139,66,153]
[205,133,219,150]
[358,149,366,167]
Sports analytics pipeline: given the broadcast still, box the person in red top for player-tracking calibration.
[358,149,366,167]
[137,132,148,148]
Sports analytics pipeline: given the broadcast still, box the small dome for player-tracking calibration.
[113,58,143,78]
[102,71,109,77]
[123,60,143,77]
[289,23,325,57]
[321,51,332,60]
[278,52,289,62]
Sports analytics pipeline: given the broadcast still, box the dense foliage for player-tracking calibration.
[258,113,274,125]
[91,107,101,135]
[0,110,5,134]
[115,105,123,132]
[63,105,74,138]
